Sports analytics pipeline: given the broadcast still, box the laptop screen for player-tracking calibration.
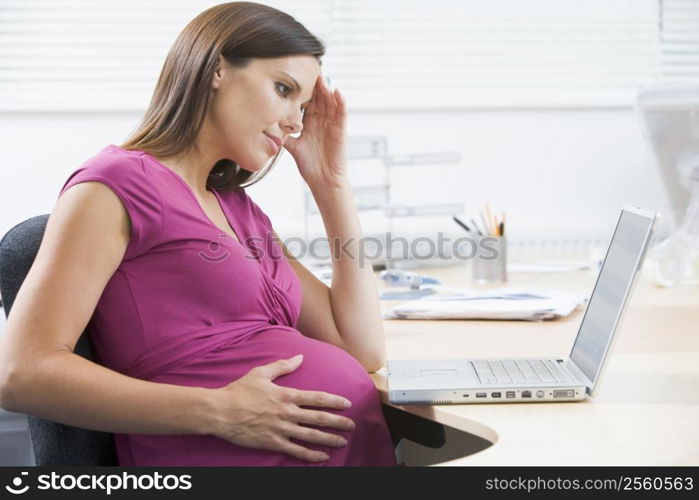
[569,209,655,385]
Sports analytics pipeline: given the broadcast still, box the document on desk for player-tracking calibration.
[508,260,591,273]
[383,287,587,321]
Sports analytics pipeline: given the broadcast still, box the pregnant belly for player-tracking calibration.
[139,327,395,466]
[154,326,375,398]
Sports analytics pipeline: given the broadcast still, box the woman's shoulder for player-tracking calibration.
[74,144,147,178]
[58,144,164,260]
[59,145,157,197]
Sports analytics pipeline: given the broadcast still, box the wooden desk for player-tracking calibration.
[371,263,699,465]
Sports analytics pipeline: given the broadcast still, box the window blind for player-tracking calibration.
[661,0,699,83]
[322,0,662,108]
[0,0,329,111]
[0,0,695,111]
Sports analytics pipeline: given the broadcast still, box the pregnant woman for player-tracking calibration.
[0,2,397,466]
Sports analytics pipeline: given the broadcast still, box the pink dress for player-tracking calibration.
[58,144,397,466]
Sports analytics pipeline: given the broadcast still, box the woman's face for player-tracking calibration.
[208,54,321,172]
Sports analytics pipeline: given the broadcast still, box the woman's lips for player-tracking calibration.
[264,133,280,154]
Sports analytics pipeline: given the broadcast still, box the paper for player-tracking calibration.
[507,260,591,273]
[418,286,569,300]
[383,287,587,321]
[380,288,437,300]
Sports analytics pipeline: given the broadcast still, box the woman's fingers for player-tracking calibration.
[292,407,356,431]
[218,363,357,463]
[282,421,348,449]
[334,87,346,118]
[285,387,351,410]
[321,75,339,117]
[251,355,303,380]
[314,74,337,118]
[299,75,341,131]
[313,74,327,117]
[272,437,330,463]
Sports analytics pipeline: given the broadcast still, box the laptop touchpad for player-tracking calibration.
[420,369,458,377]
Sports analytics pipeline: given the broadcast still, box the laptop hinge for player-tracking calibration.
[558,359,593,392]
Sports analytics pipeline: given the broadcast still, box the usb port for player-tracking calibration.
[476,393,487,398]
[491,392,501,398]
[505,391,516,398]
[521,390,532,398]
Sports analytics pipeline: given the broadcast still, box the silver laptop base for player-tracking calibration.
[389,386,586,405]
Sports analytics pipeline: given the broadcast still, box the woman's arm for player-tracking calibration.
[0,181,216,435]
[279,75,387,373]
[0,348,218,436]
[274,180,386,373]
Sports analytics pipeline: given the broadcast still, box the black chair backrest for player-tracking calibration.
[0,214,117,465]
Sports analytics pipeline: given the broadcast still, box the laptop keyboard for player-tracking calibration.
[472,359,569,385]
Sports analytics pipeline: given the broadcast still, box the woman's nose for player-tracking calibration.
[282,114,303,135]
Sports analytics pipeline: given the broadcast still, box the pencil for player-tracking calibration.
[484,202,495,236]
[480,210,492,236]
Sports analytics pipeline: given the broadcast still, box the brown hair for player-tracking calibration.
[121,2,325,191]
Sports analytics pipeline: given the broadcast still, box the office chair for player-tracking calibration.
[0,214,118,465]
[0,214,444,466]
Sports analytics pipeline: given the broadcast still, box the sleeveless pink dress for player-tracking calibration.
[58,144,396,466]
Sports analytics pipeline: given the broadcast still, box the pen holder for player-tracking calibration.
[473,236,508,284]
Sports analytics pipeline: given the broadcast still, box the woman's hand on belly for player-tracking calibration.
[206,354,356,463]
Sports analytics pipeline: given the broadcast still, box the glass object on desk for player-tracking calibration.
[473,236,508,284]
[637,84,699,286]
[382,150,463,268]
[302,134,464,268]
[644,229,698,287]
[382,203,464,269]
[643,166,699,286]
[304,185,390,239]
[383,203,463,218]
[303,136,390,243]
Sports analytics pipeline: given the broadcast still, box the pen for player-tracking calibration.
[452,216,477,237]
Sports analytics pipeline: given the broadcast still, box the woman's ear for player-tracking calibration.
[212,54,225,90]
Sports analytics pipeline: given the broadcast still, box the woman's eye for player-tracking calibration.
[276,82,292,97]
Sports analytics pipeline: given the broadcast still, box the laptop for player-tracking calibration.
[387,206,657,404]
